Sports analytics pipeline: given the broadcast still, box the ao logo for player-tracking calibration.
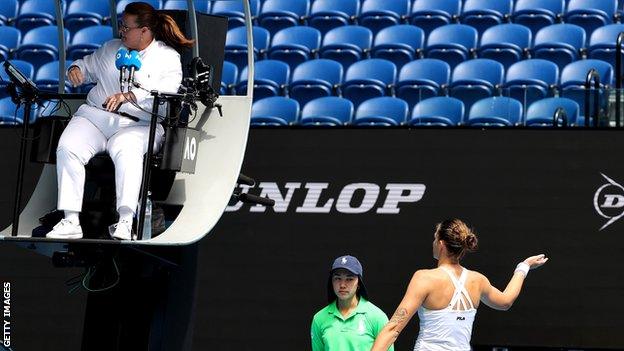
[183,136,197,161]
[593,173,624,230]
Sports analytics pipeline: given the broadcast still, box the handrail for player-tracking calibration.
[553,107,568,127]
[584,68,601,128]
[616,32,624,128]
[55,0,66,94]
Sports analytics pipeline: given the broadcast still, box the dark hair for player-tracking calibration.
[124,2,194,52]
[435,218,478,260]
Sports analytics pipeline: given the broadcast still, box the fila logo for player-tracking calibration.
[593,173,624,230]
[226,182,426,214]
[456,317,466,321]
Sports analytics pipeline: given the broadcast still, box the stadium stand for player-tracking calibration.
[288,59,343,107]
[409,96,465,126]
[300,96,354,126]
[251,96,300,126]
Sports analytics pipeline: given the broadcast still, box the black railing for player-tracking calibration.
[584,69,601,128]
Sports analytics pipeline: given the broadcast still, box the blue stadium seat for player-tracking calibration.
[308,0,359,35]
[14,26,70,70]
[512,0,564,36]
[526,97,579,126]
[163,0,210,13]
[533,24,586,71]
[211,0,259,29]
[0,0,19,26]
[268,26,321,70]
[460,0,513,35]
[342,58,397,108]
[371,25,424,69]
[257,0,309,35]
[560,59,613,117]
[35,60,72,93]
[409,96,465,126]
[64,1,110,35]
[0,97,35,125]
[15,0,64,34]
[396,59,450,110]
[588,24,624,68]
[300,96,354,126]
[504,59,559,111]
[288,59,343,107]
[450,59,504,112]
[67,25,113,61]
[478,24,532,69]
[237,60,290,101]
[358,0,410,35]
[564,0,617,41]
[221,61,238,95]
[354,97,408,126]
[251,96,300,126]
[117,0,162,15]
[320,25,373,69]
[425,24,478,69]
[467,97,523,126]
[225,26,270,71]
[409,0,461,36]
[0,27,21,62]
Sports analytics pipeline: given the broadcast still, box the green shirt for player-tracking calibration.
[310,297,394,351]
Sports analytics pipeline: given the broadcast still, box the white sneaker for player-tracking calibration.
[46,218,83,239]
[112,218,133,240]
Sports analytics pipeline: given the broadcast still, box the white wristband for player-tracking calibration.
[514,262,530,277]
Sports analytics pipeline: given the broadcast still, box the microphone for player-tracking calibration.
[115,48,129,92]
[127,50,142,91]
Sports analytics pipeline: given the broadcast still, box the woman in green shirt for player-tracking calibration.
[311,255,393,351]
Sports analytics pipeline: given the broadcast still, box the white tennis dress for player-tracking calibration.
[413,267,477,351]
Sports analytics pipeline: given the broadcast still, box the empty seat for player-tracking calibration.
[268,26,321,70]
[225,26,270,71]
[221,61,238,95]
[35,60,72,93]
[409,0,461,36]
[257,0,309,35]
[237,60,290,101]
[14,26,70,70]
[425,24,478,69]
[116,0,162,15]
[320,25,373,69]
[67,25,113,61]
[300,96,354,126]
[560,59,613,116]
[371,25,424,69]
[308,0,359,35]
[288,59,343,107]
[64,1,110,35]
[354,97,408,126]
[565,0,617,40]
[211,0,259,29]
[0,27,21,62]
[504,59,559,109]
[478,24,532,69]
[588,24,624,68]
[461,0,513,35]
[163,0,210,13]
[533,24,586,71]
[467,96,523,126]
[358,0,410,35]
[396,59,450,110]
[512,0,564,36]
[0,0,19,26]
[15,0,64,34]
[251,96,299,126]
[526,97,579,126]
[410,96,465,126]
[0,97,35,125]
[342,58,397,108]
[450,59,504,111]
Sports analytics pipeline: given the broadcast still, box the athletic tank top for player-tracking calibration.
[413,267,477,351]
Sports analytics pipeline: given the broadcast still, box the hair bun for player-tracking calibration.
[464,233,478,252]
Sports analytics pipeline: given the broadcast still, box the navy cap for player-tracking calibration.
[331,255,363,276]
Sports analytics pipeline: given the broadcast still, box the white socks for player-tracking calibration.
[64,210,80,225]
[118,206,134,223]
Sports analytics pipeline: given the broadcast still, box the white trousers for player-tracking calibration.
[56,104,164,213]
